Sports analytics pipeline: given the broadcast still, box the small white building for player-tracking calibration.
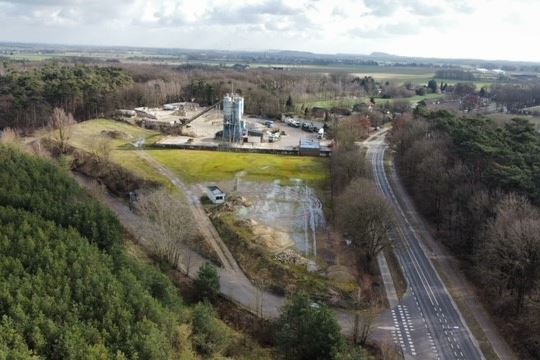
[207,186,226,204]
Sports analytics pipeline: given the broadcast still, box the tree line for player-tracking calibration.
[331,118,393,278]
[389,110,540,358]
[490,83,540,111]
[0,64,132,130]
[0,60,445,132]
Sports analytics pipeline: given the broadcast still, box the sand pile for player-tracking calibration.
[248,219,294,253]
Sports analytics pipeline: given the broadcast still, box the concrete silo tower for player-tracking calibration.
[222,94,246,142]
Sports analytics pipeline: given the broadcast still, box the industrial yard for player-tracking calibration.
[119,94,332,156]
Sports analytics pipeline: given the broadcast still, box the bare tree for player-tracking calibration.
[352,290,375,346]
[331,147,369,195]
[135,189,197,271]
[49,107,75,153]
[336,178,393,269]
[481,194,540,313]
[334,116,370,150]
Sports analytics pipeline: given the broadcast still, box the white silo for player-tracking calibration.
[223,93,246,142]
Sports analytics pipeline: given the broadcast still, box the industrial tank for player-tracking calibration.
[223,94,246,142]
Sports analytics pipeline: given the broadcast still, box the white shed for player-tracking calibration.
[207,186,226,204]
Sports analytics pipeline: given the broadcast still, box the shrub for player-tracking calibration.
[194,263,220,302]
[275,293,344,360]
[191,302,230,356]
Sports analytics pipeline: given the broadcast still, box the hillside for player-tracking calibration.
[0,145,270,359]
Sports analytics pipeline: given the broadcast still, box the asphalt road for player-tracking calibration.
[368,139,484,360]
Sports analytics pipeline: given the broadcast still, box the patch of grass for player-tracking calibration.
[66,119,173,188]
[146,149,330,189]
[300,93,445,110]
[300,98,360,109]
[69,118,159,150]
[383,246,407,300]
[112,150,173,187]
[372,93,445,105]
[432,78,507,90]
[6,53,55,61]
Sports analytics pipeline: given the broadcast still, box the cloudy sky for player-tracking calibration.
[0,0,538,62]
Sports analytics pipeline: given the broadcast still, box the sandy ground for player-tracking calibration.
[193,179,326,256]
[234,179,325,256]
[193,178,360,294]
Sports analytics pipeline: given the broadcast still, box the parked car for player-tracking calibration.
[264,120,274,128]
[269,131,281,142]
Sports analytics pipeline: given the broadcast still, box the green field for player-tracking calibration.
[67,119,171,185]
[68,118,158,148]
[3,53,60,61]
[300,98,360,109]
[300,92,445,110]
[66,119,329,189]
[146,149,329,188]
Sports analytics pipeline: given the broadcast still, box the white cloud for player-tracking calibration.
[0,0,538,61]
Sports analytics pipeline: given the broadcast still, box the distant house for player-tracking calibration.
[232,64,250,71]
[207,186,226,204]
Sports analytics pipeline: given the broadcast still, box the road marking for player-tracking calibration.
[370,147,480,360]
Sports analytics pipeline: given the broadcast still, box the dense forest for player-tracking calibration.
[0,145,264,359]
[0,64,132,129]
[390,109,540,358]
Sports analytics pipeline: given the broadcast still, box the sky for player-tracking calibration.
[0,0,538,62]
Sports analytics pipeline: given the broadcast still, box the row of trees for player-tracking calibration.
[390,111,540,358]
[331,119,393,274]
[435,69,476,81]
[490,83,540,111]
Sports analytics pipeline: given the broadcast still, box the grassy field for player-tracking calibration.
[67,119,330,190]
[146,149,330,189]
[300,98,360,109]
[351,73,433,85]
[372,93,445,105]
[68,118,159,149]
[432,78,505,90]
[300,93,445,110]
[4,53,56,61]
[67,119,171,186]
